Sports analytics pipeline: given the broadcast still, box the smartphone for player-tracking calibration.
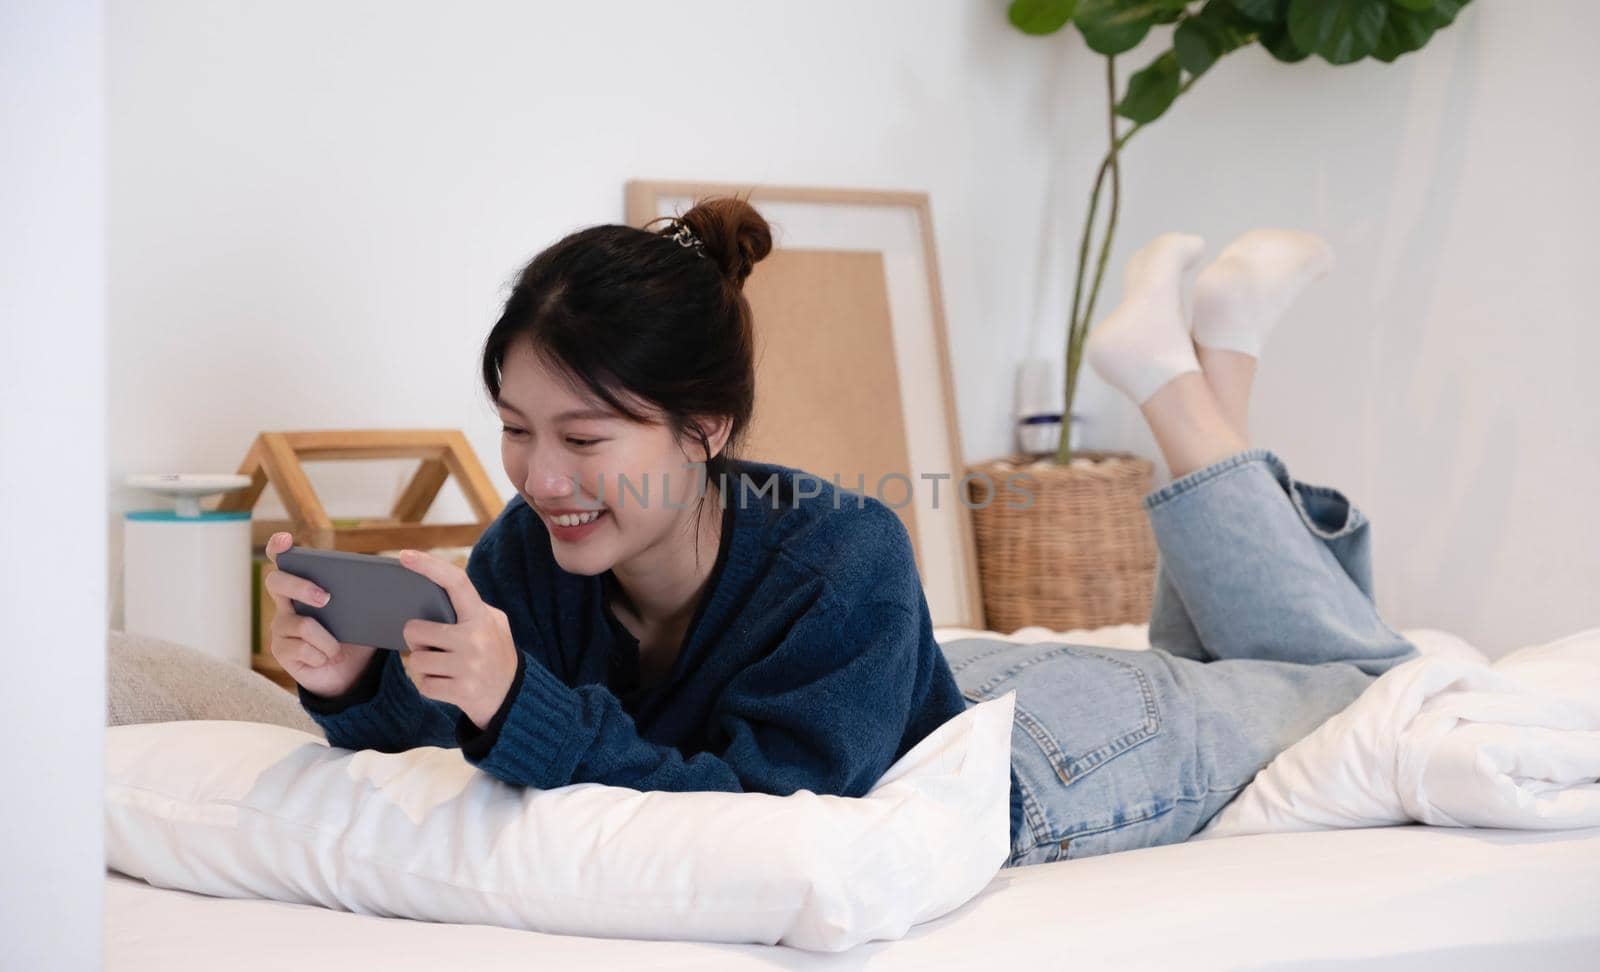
[274,545,456,653]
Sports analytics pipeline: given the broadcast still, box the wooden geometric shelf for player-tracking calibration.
[214,429,505,553]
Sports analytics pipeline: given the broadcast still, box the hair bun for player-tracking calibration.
[676,195,773,289]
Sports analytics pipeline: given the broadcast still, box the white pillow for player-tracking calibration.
[104,691,1015,952]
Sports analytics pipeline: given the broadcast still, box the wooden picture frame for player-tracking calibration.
[625,181,984,628]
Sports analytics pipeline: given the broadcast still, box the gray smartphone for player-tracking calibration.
[274,545,456,653]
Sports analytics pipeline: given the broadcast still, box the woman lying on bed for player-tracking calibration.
[263,197,1420,869]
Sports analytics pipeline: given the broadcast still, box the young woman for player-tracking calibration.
[264,198,1418,869]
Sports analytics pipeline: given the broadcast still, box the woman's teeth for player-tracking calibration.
[553,510,603,527]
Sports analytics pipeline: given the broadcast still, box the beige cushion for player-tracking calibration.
[106,629,323,738]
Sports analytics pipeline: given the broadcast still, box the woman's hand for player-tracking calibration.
[263,532,380,698]
[396,548,519,731]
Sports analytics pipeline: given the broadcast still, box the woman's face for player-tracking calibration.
[495,339,724,576]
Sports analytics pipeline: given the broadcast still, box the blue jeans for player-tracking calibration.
[941,448,1420,868]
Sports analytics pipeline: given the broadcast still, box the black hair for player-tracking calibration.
[480,194,773,550]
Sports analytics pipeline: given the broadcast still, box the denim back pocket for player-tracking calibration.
[943,639,1161,786]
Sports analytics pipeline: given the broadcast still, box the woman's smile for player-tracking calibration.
[544,507,609,541]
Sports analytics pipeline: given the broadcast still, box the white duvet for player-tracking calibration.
[934,623,1600,838]
[1197,626,1600,838]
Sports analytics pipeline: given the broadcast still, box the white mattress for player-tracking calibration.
[108,824,1600,970]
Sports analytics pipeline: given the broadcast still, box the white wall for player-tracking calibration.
[107,0,1597,657]
[2,2,106,968]
[1054,2,1600,656]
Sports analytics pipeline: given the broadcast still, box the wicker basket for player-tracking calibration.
[965,450,1158,633]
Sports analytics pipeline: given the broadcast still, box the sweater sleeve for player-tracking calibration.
[462,595,922,798]
[298,648,462,751]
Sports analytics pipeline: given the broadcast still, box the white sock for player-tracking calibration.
[1191,228,1334,358]
[1085,231,1207,405]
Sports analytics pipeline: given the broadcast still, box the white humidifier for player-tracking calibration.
[123,473,254,667]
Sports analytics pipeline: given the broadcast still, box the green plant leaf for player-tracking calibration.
[1076,17,1153,54]
[1073,0,1183,55]
[1372,5,1435,61]
[1287,0,1388,64]
[1425,0,1469,27]
[1259,20,1311,61]
[1174,1,1255,77]
[1073,2,1148,55]
[1116,49,1181,122]
[1390,0,1433,11]
[1231,0,1287,22]
[1091,0,1191,22]
[1009,0,1080,35]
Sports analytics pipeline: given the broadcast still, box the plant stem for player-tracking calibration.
[1055,56,1123,465]
[1074,75,1124,445]
[1053,69,1199,465]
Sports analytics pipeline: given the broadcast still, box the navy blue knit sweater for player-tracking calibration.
[299,457,1019,839]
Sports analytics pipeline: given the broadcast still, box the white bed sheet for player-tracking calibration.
[108,824,1600,971]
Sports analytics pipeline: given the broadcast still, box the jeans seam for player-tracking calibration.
[1144,461,1258,523]
[1146,448,1371,545]
[1053,799,1180,852]
[1058,786,1256,860]
[1143,447,1276,512]
[1009,788,1207,865]
[1204,779,1254,796]
[945,640,1022,676]
[1013,772,1052,859]
[962,643,1071,695]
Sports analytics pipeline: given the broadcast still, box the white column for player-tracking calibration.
[0,1,107,968]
